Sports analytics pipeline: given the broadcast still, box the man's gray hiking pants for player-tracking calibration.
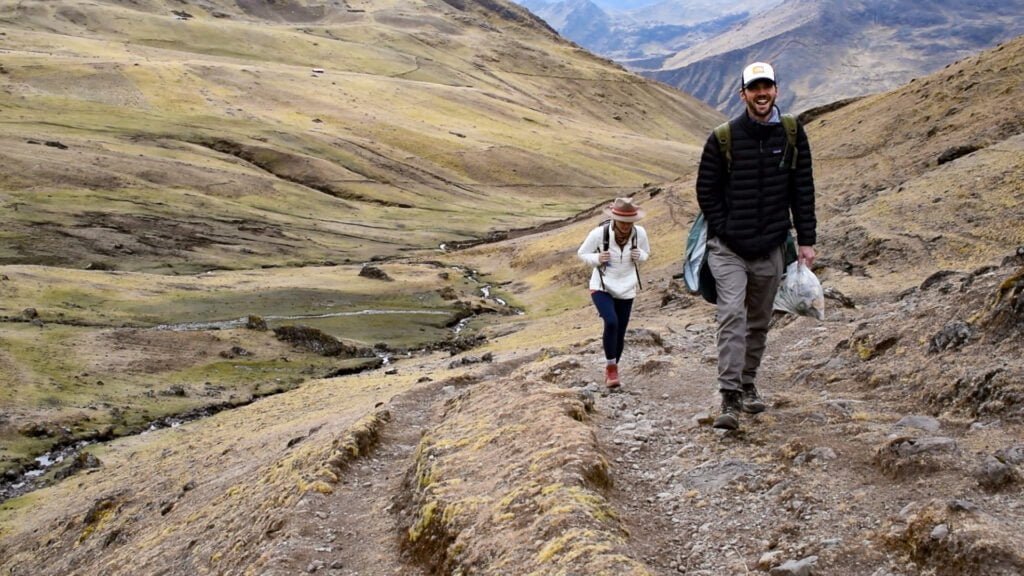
[707,236,784,392]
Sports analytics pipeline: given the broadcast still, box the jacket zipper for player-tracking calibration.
[757,137,766,236]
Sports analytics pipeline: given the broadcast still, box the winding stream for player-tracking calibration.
[154,309,451,332]
[1,268,517,503]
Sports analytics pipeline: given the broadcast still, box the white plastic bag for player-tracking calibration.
[774,261,825,320]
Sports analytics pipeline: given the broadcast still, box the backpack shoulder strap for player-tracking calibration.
[631,227,642,291]
[781,114,798,169]
[781,114,798,146]
[596,222,613,291]
[713,121,732,172]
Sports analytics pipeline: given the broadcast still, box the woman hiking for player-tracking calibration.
[577,197,650,390]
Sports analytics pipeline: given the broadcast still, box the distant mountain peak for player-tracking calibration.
[518,0,1024,114]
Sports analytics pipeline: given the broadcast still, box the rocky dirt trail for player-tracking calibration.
[589,313,893,576]
[252,382,446,576]
[181,262,1023,576]
[587,283,1024,576]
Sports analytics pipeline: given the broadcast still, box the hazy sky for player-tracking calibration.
[590,0,659,10]
[593,0,774,12]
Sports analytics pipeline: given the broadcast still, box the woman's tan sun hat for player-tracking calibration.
[603,197,645,223]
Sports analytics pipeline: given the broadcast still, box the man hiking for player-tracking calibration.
[695,61,818,430]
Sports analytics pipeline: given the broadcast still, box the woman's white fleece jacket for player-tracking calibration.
[577,223,650,299]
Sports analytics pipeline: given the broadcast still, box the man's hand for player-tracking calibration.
[798,245,816,267]
[599,251,611,264]
[630,248,641,260]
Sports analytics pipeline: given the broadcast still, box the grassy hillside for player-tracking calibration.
[808,36,1024,295]
[0,0,721,272]
[464,37,1024,313]
[0,0,720,483]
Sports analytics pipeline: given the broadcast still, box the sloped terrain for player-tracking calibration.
[0,0,719,491]
[1,4,1023,576]
[808,36,1024,290]
[0,0,720,272]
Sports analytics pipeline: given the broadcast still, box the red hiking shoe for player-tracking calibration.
[605,364,621,389]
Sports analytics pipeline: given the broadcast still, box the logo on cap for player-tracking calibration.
[742,62,776,88]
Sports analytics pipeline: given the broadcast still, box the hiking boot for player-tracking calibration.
[713,390,742,430]
[605,364,621,389]
[741,383,767,414]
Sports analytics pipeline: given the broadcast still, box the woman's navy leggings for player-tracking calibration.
[591,291,633,362]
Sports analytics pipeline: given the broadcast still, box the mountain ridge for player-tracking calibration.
[519,0,1024,115]
[649,0,1024,114]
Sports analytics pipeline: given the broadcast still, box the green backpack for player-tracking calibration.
[714,113,799,171]
[684,115,800,303]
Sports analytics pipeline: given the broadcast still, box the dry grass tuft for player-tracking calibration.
[397,355,650,574]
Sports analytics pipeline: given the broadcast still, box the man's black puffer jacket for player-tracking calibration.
[696,110,816,260]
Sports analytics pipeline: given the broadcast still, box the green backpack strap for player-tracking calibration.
[713,121,732,172]
[781,113,798,170]
[717,115,798,170]
[781,113,800,258]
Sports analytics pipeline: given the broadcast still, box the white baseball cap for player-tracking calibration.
[741,62,776,89]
